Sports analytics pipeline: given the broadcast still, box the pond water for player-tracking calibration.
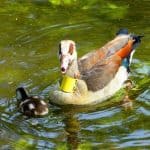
[0,0,150,149]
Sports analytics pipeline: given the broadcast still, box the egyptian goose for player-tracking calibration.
[16,87,49,116]
[49,29,142,105]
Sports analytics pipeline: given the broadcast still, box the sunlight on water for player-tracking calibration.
[0,0,150,149]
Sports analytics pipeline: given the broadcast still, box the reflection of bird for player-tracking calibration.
[122,95,133,111]
[64,116,80,149]
[16,87,48,116]
[122,79,134,110]
[50,29,142,105]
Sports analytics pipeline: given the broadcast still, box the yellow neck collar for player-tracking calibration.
[60,75,77,93]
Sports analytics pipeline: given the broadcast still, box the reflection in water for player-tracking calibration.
[64,114,80,149]
[53,105,81,149]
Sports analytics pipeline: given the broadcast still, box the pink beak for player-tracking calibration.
[60,55,70,74]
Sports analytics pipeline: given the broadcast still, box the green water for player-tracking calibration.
[0,0,150,149]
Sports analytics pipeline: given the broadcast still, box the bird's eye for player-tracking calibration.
[69,43,74,55]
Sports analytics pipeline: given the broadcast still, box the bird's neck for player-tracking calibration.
[66,59,80,78]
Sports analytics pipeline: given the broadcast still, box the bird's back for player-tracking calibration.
[78,29,142,91]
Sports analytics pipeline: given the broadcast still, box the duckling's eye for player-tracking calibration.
[69,43,74,55]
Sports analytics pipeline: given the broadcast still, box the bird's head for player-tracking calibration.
[16,87,29,101]
[58,40,77,74]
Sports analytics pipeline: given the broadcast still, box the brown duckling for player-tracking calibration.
[16,87,48,116]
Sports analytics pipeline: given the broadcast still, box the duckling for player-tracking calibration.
[16,87,49,116]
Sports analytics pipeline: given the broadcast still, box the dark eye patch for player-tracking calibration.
[69,43,74,55]
[59,43,62,55]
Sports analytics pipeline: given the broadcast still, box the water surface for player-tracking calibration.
[0,0,150,149]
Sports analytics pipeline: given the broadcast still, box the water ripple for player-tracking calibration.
[137,107,150,116]
[79,107,120,120]
[122,130,150,140]
[118,139,150,148]
[137,89,150,105]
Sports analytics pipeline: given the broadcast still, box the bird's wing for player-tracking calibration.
[78,34,130,73]
[81,55,122,91]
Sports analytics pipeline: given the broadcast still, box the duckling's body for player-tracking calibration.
[16,87,48,116]
[49,29,142,105]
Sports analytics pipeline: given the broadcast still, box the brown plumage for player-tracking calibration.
[82,55,122,91]
[77,35,133,91]
[78,34,130,73]
[16,87,49,117]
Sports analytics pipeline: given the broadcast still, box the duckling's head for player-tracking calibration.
[58,40,77,74]
[16,87,49,117]
[16,87,29,101]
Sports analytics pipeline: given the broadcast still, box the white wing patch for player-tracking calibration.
[40,100,46,105]
[28,103,35,110]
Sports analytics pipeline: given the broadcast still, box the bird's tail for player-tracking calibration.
[116,29,143,72]
[132,35,144,50]
[116,29,143,59]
